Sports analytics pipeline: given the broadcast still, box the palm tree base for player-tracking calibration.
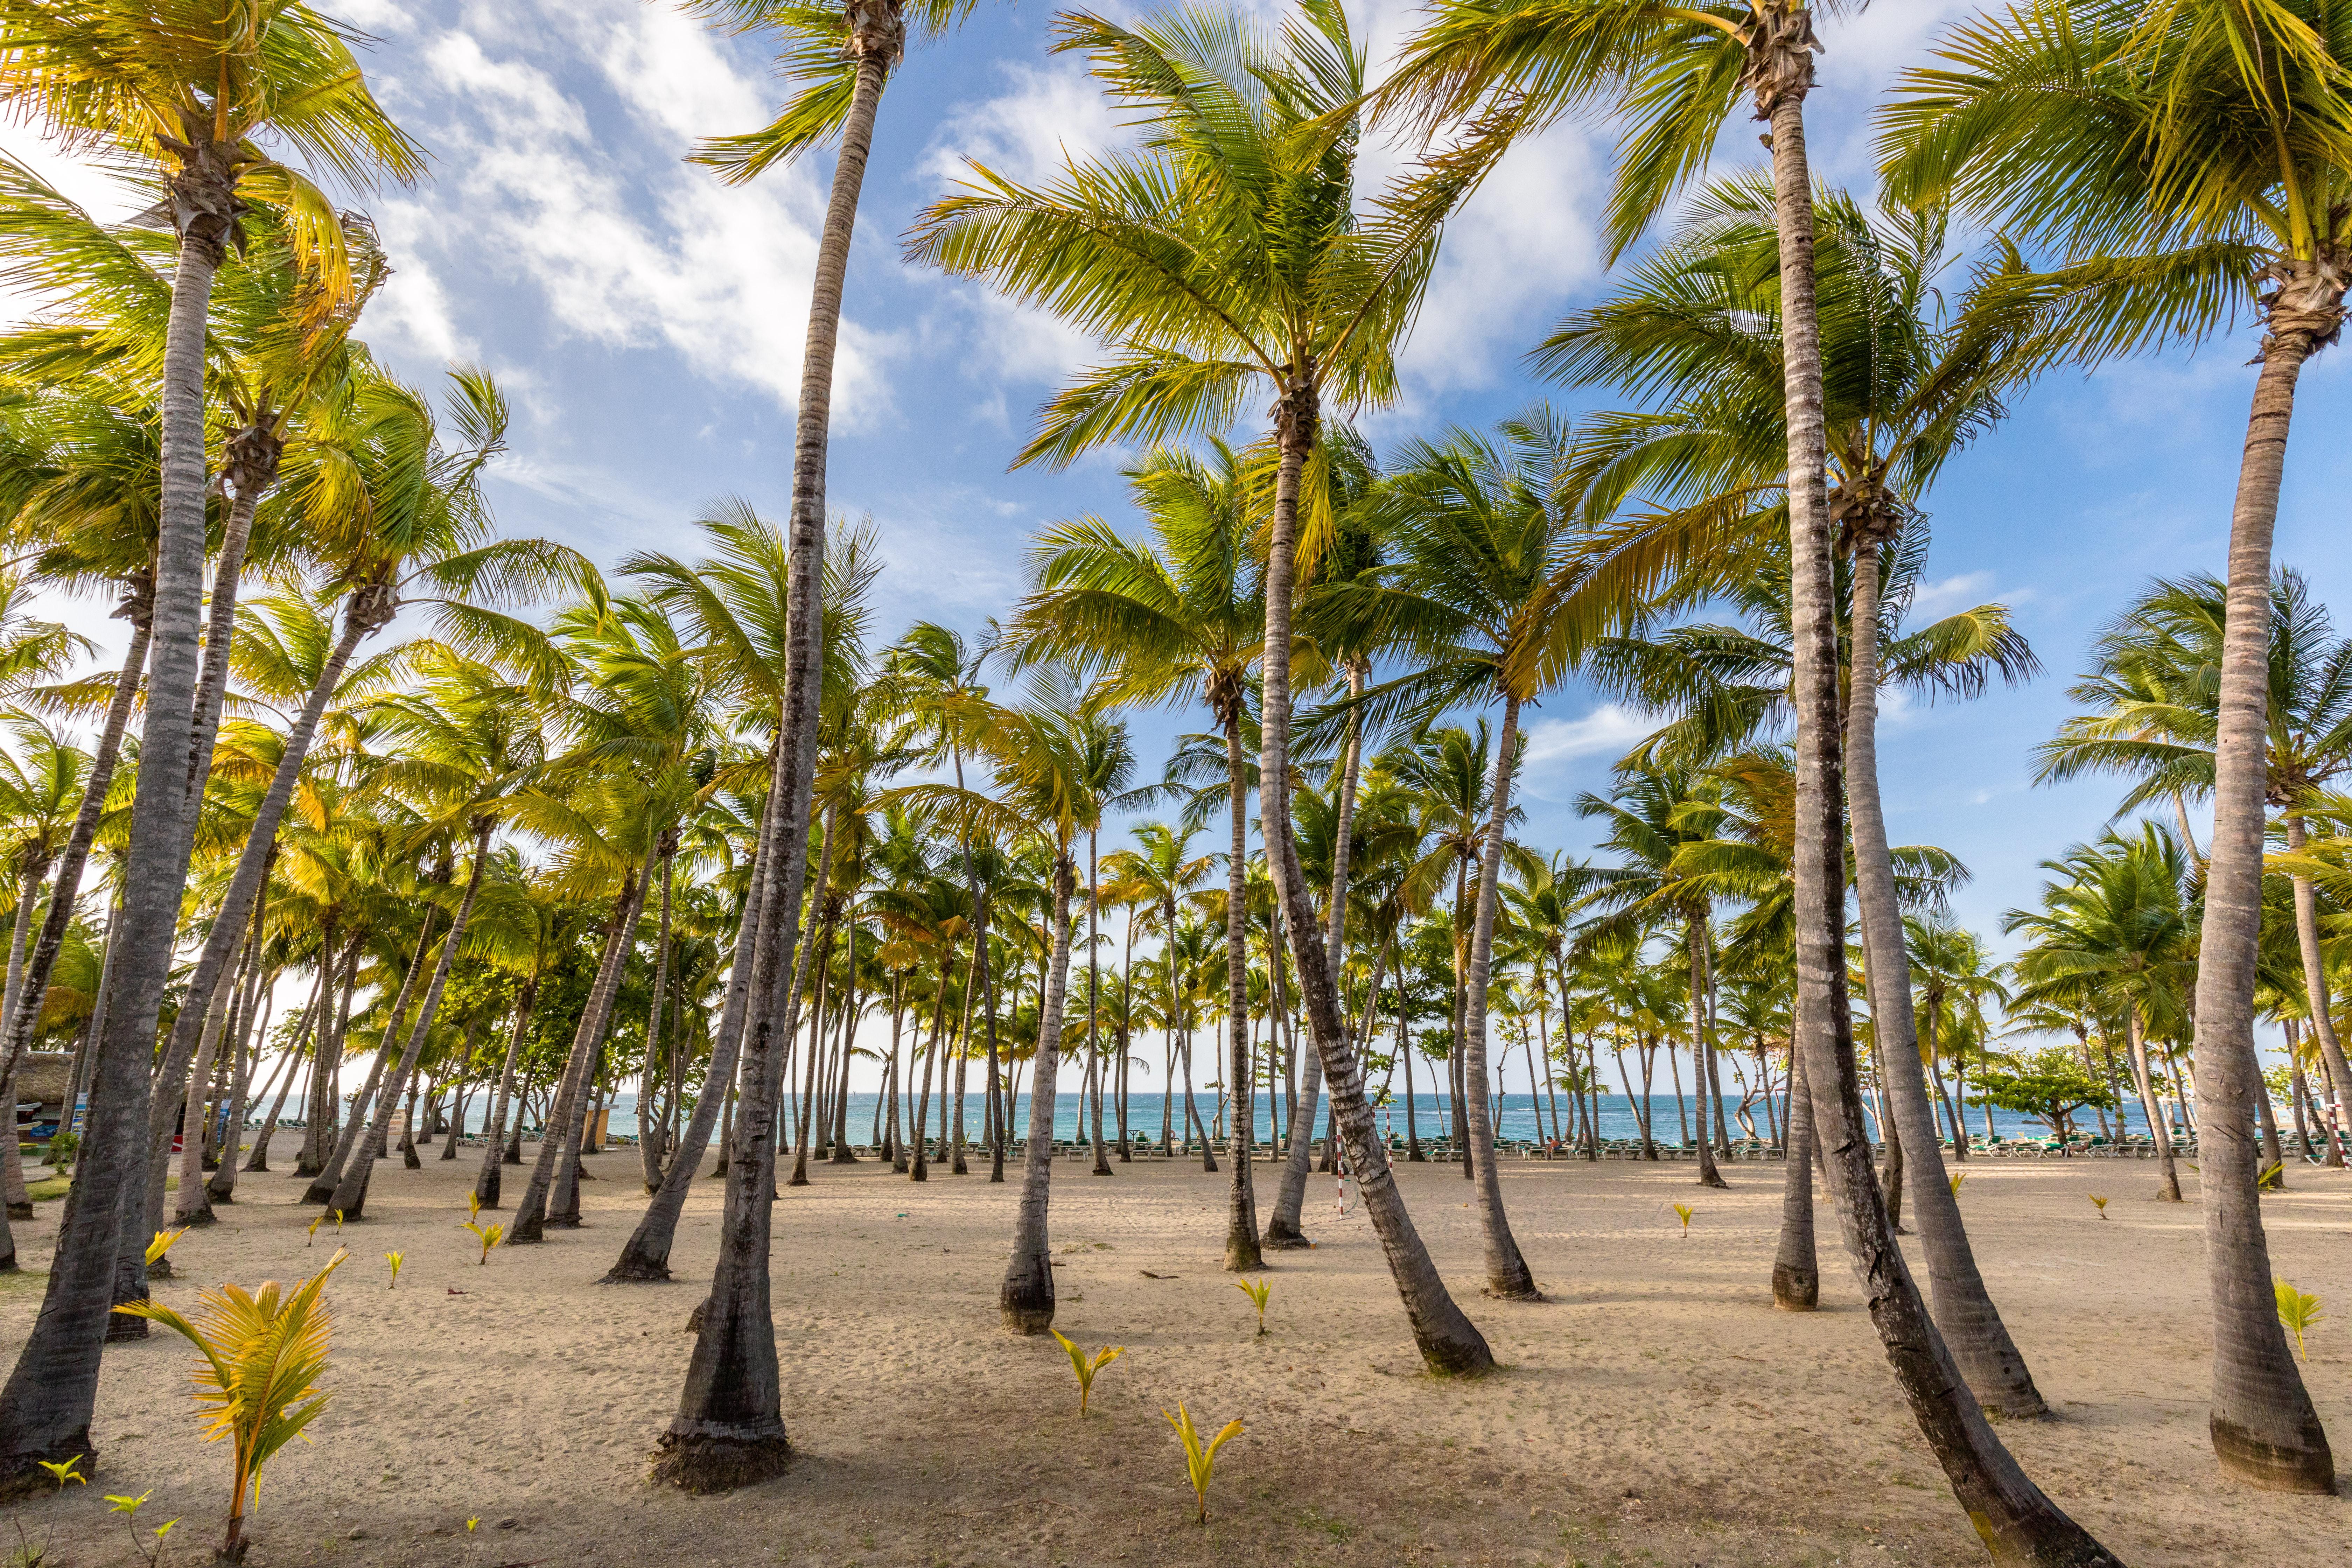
[0,1433,95,1505]
[1481,1281,1543,1303]
[1225,1242,1263,1273]
[172,1205,217,1227]
[1772,1265,1819,1311]
[103,1314,146,1343]
[1695,1171,1730,1191]
[2212,1418,2337,1494]
[6,1205,31,1222]
[1000,1272,1054,1336]
[649,1427,791,1495]
[600,1254,673,1284]
[1262,1219,1311,1250]
[1416,1332,1498,1378]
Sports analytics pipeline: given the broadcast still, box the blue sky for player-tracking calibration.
[9,0,2351,1029]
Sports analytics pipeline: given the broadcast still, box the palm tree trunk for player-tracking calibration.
[1259,378,1492,1375]
[2282,817,2352,1167]
[1268,664,1363,1242]
[331,824,495,1219]
[0,591,150,1086]
[304,903,442,1205]
[1461,694,1538,1295]
[1759,40,2115,1553]
[2190,276,2340,1491]
[512,864,648,1241]
[640,841,679,1191]
[473,969,542,1209]
[655,18,887,1471]
[1002,853,1076,1332]
[1684,920,1726,1191]
[2124,1006,2182,1201]
[1221,716,1261,1269]
[0,194,226,1491]
[299,946,358,1176]
[175,895,266,1225]
[607,810,773,1281]
[245,960,323,1173]
[157,591,396,1239]
[1846,532,2045,1416]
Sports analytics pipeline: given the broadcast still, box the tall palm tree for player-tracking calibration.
[1318,410,1589,1295]
[1006,442,1269,1259]
[323,652,553,1218]
[1883,0,2348,1494]
[2005,826,2198,1205]
[897,668,1112,1335]
[911,0,1493,1377]
[0,2,423,1493]
[2037,572,2352,1166]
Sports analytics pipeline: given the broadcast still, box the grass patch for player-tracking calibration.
[27,1176,69,1202]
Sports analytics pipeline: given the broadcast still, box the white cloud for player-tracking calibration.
[368,1,900,428]
[1520,703,1655,768]
[1905,569,1996,617]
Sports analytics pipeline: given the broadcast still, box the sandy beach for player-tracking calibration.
[3,1149,2345,1567]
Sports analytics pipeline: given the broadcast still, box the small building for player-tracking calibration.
[12,1053,76,1145]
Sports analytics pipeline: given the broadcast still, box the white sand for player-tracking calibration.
[3,1146,2346,1566]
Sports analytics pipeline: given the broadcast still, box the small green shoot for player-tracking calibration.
[330,1209,344,1235]
[1671,1202,1694,1238]
[1163,1404,1244,1524]
[466,1518,479,1533]
[384,1251,404,1290]
[104,1491,178,1568]
[463,1220,504,1264]
[34,1455,84,1492]
[1233,1276,1270,1335]
[2259,1161,2284,1190]
[468,1192,482,1224]
[2275,1278,2324,1361]
[307,1214,326,1247]
[1050,1330,1124,1416]
[1948,1172,1965,1196]
[145,1229,185,1268]
[2088,1194,2108,1219]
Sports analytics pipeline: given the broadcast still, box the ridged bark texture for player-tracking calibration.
[1222,718,1261,1271]
[1846,533,2045,1418]
[2191,260,2339,1493]
[1261,380,1492,1376]
[0,194,223,1495]
[1002,857,1074,1332]
[653,14,898,1493]
[1462,695,1539,1296]
[1761,50,2118,1559]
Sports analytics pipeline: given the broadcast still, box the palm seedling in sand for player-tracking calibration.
[2276,1281,2324,1362]
[1050,1331,1123,1417]
[1233,1277,1270,1336]
[112,1251,347,1563]
[1164,1404,1244,1524]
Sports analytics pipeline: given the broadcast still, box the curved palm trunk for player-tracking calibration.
[513,864,647,1241]
[2124,1007,2183,1202]
[1222,717,1261,1270]
[1269,664,1362,1245]
[2189,270,2340,1493]
[0,186,225,1494]
[2282,817,2352,1167]
[0,586,150,1081]
[1001,854,1075,1332]
[1261,382,1492,1374]
[175,894,267,1226]
[245,959,325,1173]
[304,906,441,1206]
[655,16,892,1492]
[1772,1049,1819,1309]
[330,825,494,1219]
[1461,695,1539,1296]
[1846,533,2045,1417]
[473,969,542,1209]
[1088,831,1111,1177]
[1761,46,2116,1556]
[609,818,771,1281]
[788,810,841,1186]
[1682,918,1728,1191]
[157,588,395,1243]
[640,842,679,1191]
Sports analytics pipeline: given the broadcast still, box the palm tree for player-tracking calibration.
[2005,826,2199,1206]
[1322,410,1622,1291]
[0,3,424,1492]
[1883,0,2349,1494]
[2037,572,2352,1167]
[910,0,1492,1377]
[1906,917,2009,1162]
[896,668,1112,1335]
[1006,442,1268,1259]
[322,652,553,1218]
